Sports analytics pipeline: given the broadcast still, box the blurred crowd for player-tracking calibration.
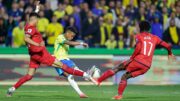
[0,0,180,49]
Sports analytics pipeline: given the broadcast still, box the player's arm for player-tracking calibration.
[64,41,88,47]
[34,1,40,13]
[157,38,176,60]
[130,41,141,59]
[130,37,142,60]
[159,41,176,59]
[24,34,44,46]
[159,41,172,55]
[24,1,44,47]
[157,35,172,55]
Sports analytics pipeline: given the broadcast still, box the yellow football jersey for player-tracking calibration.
[54,34,69,60]
[46,23,64,45]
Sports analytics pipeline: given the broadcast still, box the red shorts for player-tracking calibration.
[125,60,149,77]
[29,48,55,68]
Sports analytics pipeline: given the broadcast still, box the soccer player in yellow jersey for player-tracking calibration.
[54,26,89,98]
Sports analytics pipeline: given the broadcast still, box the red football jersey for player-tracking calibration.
[131,32,171,67]
[24,24,44,53]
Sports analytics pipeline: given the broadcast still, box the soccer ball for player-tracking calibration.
[92,68,101,78]
[88,65,101,78]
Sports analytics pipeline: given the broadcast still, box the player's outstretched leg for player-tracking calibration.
[113,72,132,100]
[7,68,36,97]
[53,60,98,85]
[97,63,126,86]
[67,75,88,98]
[55,67,88,98]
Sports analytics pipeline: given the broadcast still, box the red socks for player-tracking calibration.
[14,74,33,89]
[118,80,127,95]
[62,64,84,76]
[98,70,115,83]
[13,65,84,89]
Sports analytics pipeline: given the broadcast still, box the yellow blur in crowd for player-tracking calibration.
[10,0,178,48]
[65,5,74,15]
[12,22,25,47]
[37,17,49,33]
[54,10,65,19]
[46,16,64,45]
[123,0,138,8]
[105,35,117,49]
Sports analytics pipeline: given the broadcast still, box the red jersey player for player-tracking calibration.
[7,1,96,97]
[96,21,176,100]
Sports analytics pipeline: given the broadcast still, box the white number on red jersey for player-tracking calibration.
[143,41,153,56]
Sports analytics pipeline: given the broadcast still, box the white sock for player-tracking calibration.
[67,75,84,95]
[83,72,89,78]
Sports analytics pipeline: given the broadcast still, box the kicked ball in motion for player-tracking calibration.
[88,65,101,78]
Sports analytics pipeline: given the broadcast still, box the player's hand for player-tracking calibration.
[82,43,89,48]
[35,1,40,7]
[35,1,40,13]
[39,41,45,47]
[168,54,176,61]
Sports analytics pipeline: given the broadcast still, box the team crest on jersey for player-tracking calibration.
[27,29,32,33]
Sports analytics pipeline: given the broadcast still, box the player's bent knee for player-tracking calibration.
[118,63,125,70]
[121,72,132,80]
[68,75,74,81]
[121,74,127,80]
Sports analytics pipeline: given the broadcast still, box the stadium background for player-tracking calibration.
[0,48,180,85]
[0,0,180,86]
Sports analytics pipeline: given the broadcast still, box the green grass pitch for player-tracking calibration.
[0,85,180,101]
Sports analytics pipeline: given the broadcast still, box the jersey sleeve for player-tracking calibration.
[56,35,66,44]
[25,26,35,36]
[159,41,172,55]
[155,36,163,45]
[130,35,142,59]
[155,36,172,55]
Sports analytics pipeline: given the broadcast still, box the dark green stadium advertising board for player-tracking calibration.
[0,47,180,55]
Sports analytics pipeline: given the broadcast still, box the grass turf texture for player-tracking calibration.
[0,85,180,101]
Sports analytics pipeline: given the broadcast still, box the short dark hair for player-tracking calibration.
[66,26,78,34]
[29,12,39,18]
[139,20,151,32]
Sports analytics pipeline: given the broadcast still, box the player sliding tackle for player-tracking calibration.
[95,21,176,100]
[54,26,89,98]
[7,1,96,97]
